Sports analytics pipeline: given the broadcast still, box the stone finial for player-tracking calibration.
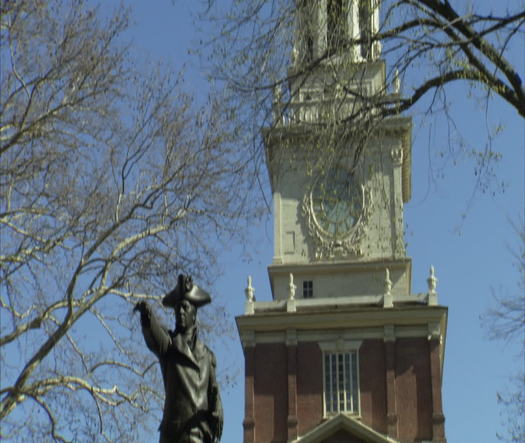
[273,83,282,104]
[287,273,297,313]
[291,44,299,66]
[245,275,255,302]
[288,273,296,300]
[383,268,393,308]
[393,68,401,94]
[427,266,437,291]
[384,268,392,294]
[272,84,283,125]
[245,275,255,315]
[427,266,438,306]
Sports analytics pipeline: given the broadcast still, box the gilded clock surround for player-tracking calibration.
[302,169,372,260]
[311,166,362,236]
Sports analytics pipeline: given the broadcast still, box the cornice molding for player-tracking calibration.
[268,257,412,276]
[319,339,362,353]
[238,325,435,347]
[237,306,447,336]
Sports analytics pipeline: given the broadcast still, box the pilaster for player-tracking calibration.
[391,144,405,257]
[273,191,282,264]
[243,339,256,443]
[286,330,298,440]
[429,338,446,442]
[384,325,398,439]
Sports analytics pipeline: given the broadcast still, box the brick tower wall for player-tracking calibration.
[245,337,438,442]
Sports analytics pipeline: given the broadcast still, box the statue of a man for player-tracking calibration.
[134,275,223,443]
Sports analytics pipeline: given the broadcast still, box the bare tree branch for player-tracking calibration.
[1,0,254,439]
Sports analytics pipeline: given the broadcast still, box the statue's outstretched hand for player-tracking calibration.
[133,300,147,313]
[133,301,151,326]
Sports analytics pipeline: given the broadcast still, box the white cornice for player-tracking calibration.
[237,306,447,337]
[247,294,431,315]
[239,324,433,346]
[319,339,362,352]
[268,257,411,275]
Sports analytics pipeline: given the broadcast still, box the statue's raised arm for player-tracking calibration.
[135,274,223,443]
[134,301,171,358]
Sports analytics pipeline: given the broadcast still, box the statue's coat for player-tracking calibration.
[140,310,223,442]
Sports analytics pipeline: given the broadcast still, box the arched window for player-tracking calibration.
[297,0,315,63]
[358,0,372,59]
[327,0,347,55]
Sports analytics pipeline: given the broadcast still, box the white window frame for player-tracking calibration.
[320,340,361,416]
[303,280,314,298]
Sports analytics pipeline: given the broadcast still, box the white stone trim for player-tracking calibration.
[273,191,282,263]
[237,306,447,332]
[383,269,393,308]
[249,293,429,313]
[427,321,441,341]
[241,330,256,348]
[319,339,362,353]
[292,412,397,443]
[268,257,411,276]
[286,329,298,346]
[384,325,395,342]
[238,324,435,348]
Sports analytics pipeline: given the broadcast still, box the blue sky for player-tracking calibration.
[102,1,524,441]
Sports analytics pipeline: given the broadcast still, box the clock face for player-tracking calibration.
[311,167,363,237]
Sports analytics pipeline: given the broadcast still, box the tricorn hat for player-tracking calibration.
[162,274,211,309]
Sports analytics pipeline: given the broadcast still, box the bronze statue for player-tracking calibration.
[135,275,223,443]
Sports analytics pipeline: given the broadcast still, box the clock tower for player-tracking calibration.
[237,1,447,442]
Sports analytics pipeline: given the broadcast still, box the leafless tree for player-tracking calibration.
[483,223,525,442]
[0,0,255,441]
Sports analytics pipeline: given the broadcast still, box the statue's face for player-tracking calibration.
[175,299,196,332]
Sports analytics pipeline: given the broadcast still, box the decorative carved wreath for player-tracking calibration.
[301,175,372,261]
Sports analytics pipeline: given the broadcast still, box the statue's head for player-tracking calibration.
[163,274,211,331]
